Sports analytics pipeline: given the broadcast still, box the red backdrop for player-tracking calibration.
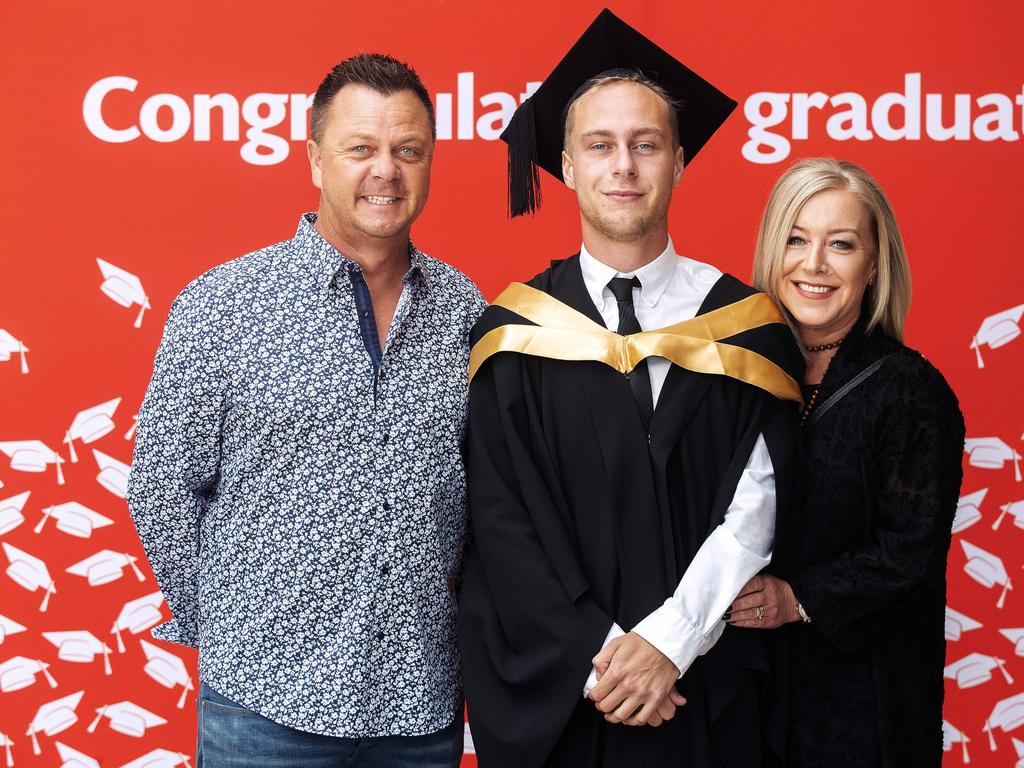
[1,1,1022,765]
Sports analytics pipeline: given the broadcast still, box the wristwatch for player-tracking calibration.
[796,601,812,624]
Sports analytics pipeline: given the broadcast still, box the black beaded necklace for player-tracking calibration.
[800,336,846,426]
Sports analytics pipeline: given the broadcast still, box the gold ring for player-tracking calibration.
[755,606,766,620]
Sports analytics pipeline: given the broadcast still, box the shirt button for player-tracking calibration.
[376,631,385,641]
[381,564,390,575]
[383,502,391,511]
[382,432,390,445]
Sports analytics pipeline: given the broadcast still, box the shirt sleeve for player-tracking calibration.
[631,433,774,676]
[127,278,226,648]
[583,623,625,696]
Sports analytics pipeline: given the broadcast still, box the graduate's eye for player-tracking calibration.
[786,235,806,247]
[396,146,420,158]
[589,142,609,152]
[830,239,854,251]
[350,145,371,155]
[634,141,656,151]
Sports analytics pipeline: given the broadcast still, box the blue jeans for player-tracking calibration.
[197,682,463,768]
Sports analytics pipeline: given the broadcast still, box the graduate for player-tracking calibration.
[458,9,803,768]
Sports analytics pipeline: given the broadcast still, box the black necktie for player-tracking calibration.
[607,277,654,432]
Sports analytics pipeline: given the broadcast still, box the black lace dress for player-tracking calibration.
[787,319,965,767]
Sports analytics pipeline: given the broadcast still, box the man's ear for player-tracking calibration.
[672,146,684,189]
[307,139,323,190]
[562,149,576,190]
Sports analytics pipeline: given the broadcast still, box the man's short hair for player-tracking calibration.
[562,70,681,152]
[310,53,435,143]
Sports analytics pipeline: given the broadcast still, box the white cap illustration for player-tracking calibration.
[1014,736,1024,767]
[119,749,193,768]
[25,691,83,756]
[92,449,130,498]
[464,722,475,755]
[944,652,1015,689]
[0,441,65,485]
[0,329,29,375]
[64,398,121,463]
[125,414,138,441]
[985,692,1024,751]
[139,640,194,708]
[942,719,971,763]
[946,606,983,641]
[964,437,1022,482]
[87,701,166,738]
[111,591,165,652]
[953,488,987,533]
[35,502,113,538]
[972,304,1024,368]
[0,615,27,645]
[995,500,1024,531]
[97,259,151,328]
[0,492,31,536]
[66,550,145,587]
[55,741,100,768]
[1001,628,1024,658]
[2,543,55,611]
[42,631,113,675]
[0,731,12,768]
[0,656,57,693]
[960,540,1013,608]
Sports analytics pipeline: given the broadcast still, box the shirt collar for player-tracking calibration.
[579,238,678,311]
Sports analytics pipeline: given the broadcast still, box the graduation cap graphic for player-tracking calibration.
[66,550,145,587]
[139,640,194,708]
[960,540,1013,608]
[35,502,113,539]
[119,749,193,768]
[972,304,1024,368]
[953,488,987,533]
[0,441,65,485]
[0,491,31,536]
[1001,628,1024,657]
[985,692,1024,751]
[64,399,121,463]
[946,606,983,641]
[0,614,27,644]
[0,731,12,768]
[42,631,113,675]
[1014,737,1024,768]
[55,741,101,768]
[111,591,165,652]
[87,701,166,738]
[0,329,29,375]
[2,543,56,611]
[92,449,130,498]
[995,500,1024,531]
[26,691,84,756]
[942,719,971,763]
[0,656,57,693]
[97,259,150,328]
[944,651,1015,689]
[125,414,138,441]
[964,437,1022,482]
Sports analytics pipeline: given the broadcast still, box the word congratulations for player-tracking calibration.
[743,73,1024,164]
[82,74,540,166]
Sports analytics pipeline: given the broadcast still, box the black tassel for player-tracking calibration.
[505,97,542,217]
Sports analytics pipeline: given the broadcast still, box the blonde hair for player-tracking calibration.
[752,157,911,342]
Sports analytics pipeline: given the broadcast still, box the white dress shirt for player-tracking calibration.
[579,240,775,695]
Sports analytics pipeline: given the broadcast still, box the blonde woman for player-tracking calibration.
[727,158,964,766]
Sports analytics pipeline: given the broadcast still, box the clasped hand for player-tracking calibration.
[587,632,686,727]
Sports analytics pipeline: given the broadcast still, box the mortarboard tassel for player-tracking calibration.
[177,678,193,709]
[961,732,970,763]
[33,507,53,535]
[998,578,1012,609]
[3,735,11,767]
[87,705,106,734]
[126,554,146,582]
[17,343,27,375]
[505,97,542,217]
[39,583,54,613]
[38,662,56,688]
[103,646,112,676]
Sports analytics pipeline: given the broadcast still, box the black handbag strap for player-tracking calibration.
[807,354,895,429]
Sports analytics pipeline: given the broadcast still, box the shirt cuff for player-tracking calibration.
[630,604,708,679]
[583,623,625,697]
[150,615,200,649]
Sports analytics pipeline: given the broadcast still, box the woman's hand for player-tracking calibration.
[726,574,802,629]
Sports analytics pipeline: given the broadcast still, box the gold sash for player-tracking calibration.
[469,282,802,404]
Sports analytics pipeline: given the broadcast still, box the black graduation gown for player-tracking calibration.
[458,255,802,768]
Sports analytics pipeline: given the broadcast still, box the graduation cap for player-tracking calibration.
[0,656,57,693]
[64,399,121,463]
[945,606,983,641]
[26,691,83,756]
[985,692,1024,751]
[0,441,65,485]
[87,701,166,738]
[35,502,114,539]
[972,304,1024,368]
[964,437,1022,482]
[42,631,113,675]
[55,742,101,768]
[0,614,27,644]
[994,500,1024,531]
[0,329,29,375]
[139,640,194,709]
[119,749,193,768]
[952,488,986,533]
[92,449,130,498]
[66,550,145,587]
[125,415,138,441]
[942,720,971,763]
[2,543,56,611]
[960,539,1013,608]
[1000,627,1024,657]
[0,491,30,536]
[944,652,1014,689]
[499,8,736,216]
[97,259,151,328]
[111,591,165,652]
